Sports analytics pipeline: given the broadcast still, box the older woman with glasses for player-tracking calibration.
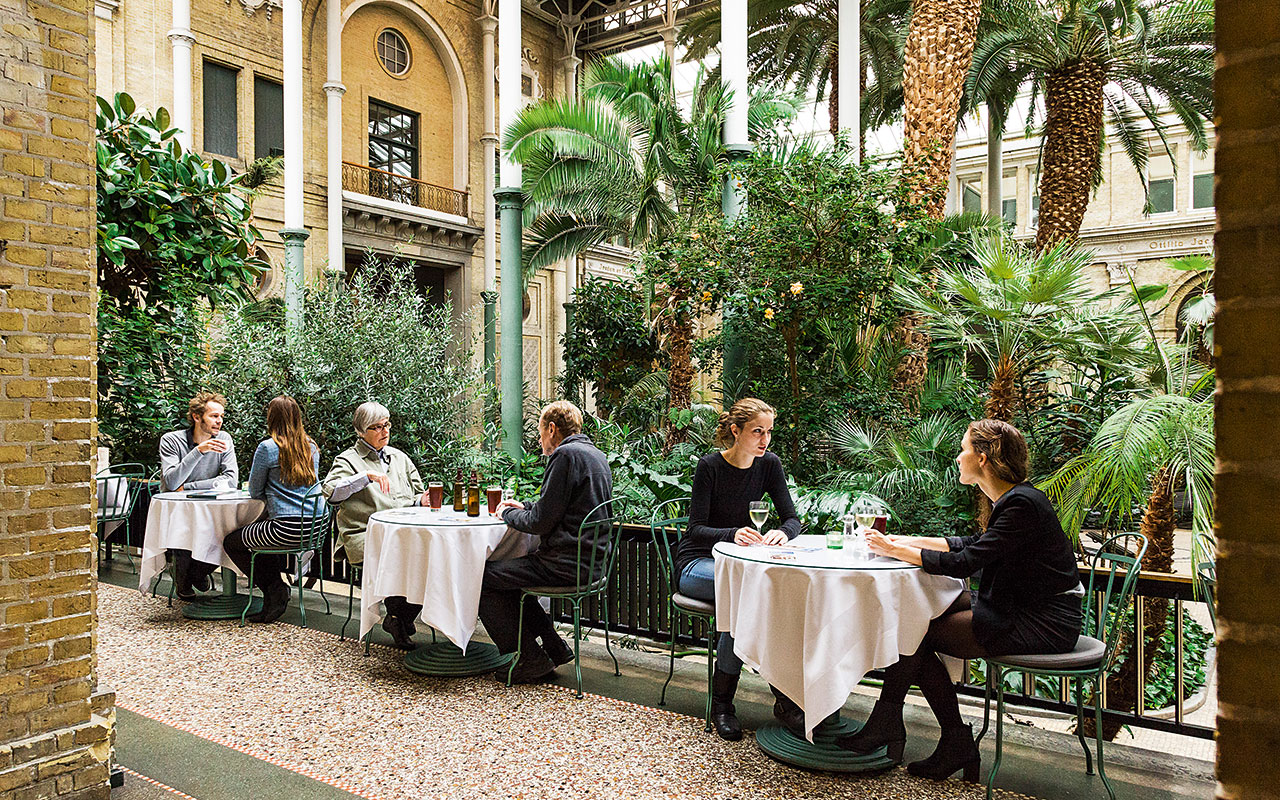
[322,401,430,649]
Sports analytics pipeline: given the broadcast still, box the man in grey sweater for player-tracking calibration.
[158,391,238,598]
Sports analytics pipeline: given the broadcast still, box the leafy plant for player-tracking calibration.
[561,276,662,418]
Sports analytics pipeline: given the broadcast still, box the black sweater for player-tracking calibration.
[677,451,802,575]
[920,483,1081,650]
[502,434,614,576]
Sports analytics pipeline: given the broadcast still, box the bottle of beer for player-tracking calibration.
[452,468,465,512]
[466,470,481,517]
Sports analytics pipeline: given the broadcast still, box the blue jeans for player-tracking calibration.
[678,558,742,675]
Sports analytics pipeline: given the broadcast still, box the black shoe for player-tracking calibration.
[711,671,743,741]
[769,686,807,739]
[381,616,416,650]
[249,585,290,624]
[496,650,556,685]
[907,723,981,782]
[541,634,575,667]
[835,700,906,761]
[192,572,213,593]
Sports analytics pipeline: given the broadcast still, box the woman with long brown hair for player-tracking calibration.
[224,396,323,623]
[837,419,1083,782]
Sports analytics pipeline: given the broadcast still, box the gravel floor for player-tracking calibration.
[99,583,1038,800]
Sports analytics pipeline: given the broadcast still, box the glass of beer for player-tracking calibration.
[486,485,502,516]
[427,481,444,511]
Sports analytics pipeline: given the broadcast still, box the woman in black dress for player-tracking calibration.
[838,419,1083,781]
[678,398,802,741]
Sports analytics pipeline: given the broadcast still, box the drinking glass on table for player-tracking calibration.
[486,485,502,515]
[427,481,444,511]
[748,501,769,531]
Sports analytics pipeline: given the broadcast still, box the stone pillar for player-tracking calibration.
[720,3,751,397]
[323,0,345,280]
[559,52,581,104]
[1213,4,1280,798]
[837,0,859,161]
[557,48,580,391]
[168,0,194,149]
[480,9,498,386]
[0,0,116,792]
[498,0,523,460]
[282,0,306,333]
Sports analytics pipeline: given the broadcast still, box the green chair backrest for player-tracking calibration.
[95,462,148,521]
[298,485,331,553]
[569,497,622,590]
[1193,533,1216,630]
[649,497,690,593]
[1083,532,1148,670]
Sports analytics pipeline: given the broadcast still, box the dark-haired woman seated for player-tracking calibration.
[677,398,802,741]
[838,419,1083,781]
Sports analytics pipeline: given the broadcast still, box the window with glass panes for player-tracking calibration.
[253,76,283,159]
[1147,149,1176,213]
[1029,171,1040,229]
[1001,172,1017,226]
[368,99,418,178]
[960,176,981,214]
[202,61,238,157]
[1191,149,1213,209]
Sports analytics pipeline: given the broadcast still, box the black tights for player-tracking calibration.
[878,592,987,729]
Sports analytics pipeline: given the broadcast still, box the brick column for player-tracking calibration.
[0,0,115,793]
[1213,5,1280,799]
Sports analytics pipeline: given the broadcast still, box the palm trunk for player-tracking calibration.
[1034,59,1106,251]
[975,353,1019,527]
[664,295,694,453]
[1089,467,1177,740]
[828,49,840,142]
[892,0,982,405]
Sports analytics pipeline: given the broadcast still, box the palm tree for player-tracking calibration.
[967,0,1214,251]
[1041,269,1215,739]
[679,0,913,150]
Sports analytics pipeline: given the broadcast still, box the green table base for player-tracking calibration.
[403,640,511,677]
[756,715,900,773]
[182,568,262,620]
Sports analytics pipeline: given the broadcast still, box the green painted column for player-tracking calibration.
[720,143,754,400]
[496,187,523,462]
[281,227,309,338]
[482,290,498,389]
[563,300,578,404]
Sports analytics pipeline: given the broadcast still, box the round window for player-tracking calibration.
[376,29,411,77]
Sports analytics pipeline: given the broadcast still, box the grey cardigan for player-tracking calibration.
[159,428,238,492]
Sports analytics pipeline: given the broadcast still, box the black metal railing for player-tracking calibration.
[342,161,468,217]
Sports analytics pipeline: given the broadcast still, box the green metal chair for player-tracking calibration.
[505,498,624,698]
[95,463,147,573]
[1192,533,1216,631]
[650,497,717,732]
[978,532,1148,800]
[239,487,331,627]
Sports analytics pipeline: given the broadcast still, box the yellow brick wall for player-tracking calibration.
[0,0,116,794]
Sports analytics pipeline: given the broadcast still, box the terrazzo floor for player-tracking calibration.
[99,582,1038,800]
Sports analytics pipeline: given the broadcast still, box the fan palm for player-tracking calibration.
[679,0,913,147]
[966,0,1214,251]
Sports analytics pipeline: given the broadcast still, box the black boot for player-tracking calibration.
[540,633,575,667]
[907,723,980,782]
[710,671,743,741]
[835,700,906,761]
[249,584,290,624]
[769,686,806,739]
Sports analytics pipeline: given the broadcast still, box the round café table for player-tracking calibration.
[713,535,966,772]
[360,506,537,677]
[138,491,267,620]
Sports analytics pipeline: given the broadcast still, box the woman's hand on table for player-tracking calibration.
[866,532,923,565]
[761,529,789,546]
[366,472,391,493]
[733,527,763,546]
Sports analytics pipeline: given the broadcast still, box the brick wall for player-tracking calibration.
[0,0,115,794]
[1213,5,1280,800]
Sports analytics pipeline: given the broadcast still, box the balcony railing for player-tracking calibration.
[342,161,468,217]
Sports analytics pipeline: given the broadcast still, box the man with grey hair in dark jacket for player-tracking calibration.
[479,400,613,684]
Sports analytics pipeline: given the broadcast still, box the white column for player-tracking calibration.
[987,108,1003,219]
[281,0,308,334]
[661,0,676,85]
[324,0,345,279]
[837,0,859,162]
[168,0,194,149]
[722,2,748,149]
[481,13,498,294]
[559,53,581,104]
[499,0,521,188]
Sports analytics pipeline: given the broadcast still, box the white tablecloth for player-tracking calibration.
[713,535,965,739]
[138,492,265,592]
[359,507,537,649]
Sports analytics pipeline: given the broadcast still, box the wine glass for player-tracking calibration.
[748,501,769,530]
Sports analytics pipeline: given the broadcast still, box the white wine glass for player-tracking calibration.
[748,500,769,530]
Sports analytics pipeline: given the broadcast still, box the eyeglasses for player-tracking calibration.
[366,422,392,432]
